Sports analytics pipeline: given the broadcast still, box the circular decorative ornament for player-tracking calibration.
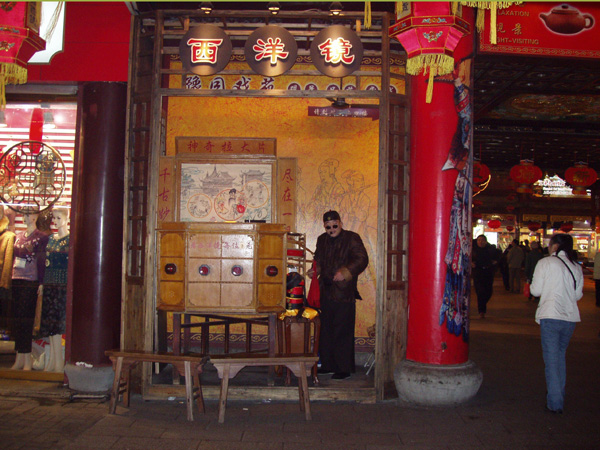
[245,25,298,77]
[179,24,232,75]
[0,141,66,214]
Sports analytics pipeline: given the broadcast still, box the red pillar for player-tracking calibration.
[406,6,475,365]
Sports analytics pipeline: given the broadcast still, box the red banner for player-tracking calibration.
[479,2,600,59]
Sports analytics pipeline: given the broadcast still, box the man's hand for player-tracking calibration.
[333,271,345,282]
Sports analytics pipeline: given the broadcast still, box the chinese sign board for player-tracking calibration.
[179,24,364,78]
[277,157,297,232]
[479,2,600,59]
[245,25,298,77]
[310,25,363,78]
[179,24,232,75]
[175,137,276,155]
[308,106,379,120]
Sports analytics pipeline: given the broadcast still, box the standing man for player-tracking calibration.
[507,239,525,293]
[472,235,498,319]
[313,210,368,380]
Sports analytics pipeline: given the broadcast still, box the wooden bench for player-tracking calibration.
[105,350,208,421]
[210,354,319,424]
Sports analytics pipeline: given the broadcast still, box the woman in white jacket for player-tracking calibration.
[530,233,583,414]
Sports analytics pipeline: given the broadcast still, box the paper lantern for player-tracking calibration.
[0,3,45,108]
[506,225,514,232]
[487,219,501,229]
[473,160,490,184]
[509,160,543,194]
[560,222,573,233]
[472,199,483,208]
[506,215,515,222]
[527,221,541,232]
[389,3,470,103]
[473,212,482,220]
[506,205,515,212]
[565,162,597,196]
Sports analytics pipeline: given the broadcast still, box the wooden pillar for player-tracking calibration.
[68,82,127,366]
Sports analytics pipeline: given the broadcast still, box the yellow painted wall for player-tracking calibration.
[167,96,379,337]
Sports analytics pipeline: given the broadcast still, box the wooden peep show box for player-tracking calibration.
[157,222,288,314]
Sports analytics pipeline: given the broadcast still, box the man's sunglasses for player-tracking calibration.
[325,224,339,230]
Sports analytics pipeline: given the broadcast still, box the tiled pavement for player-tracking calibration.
[0,276,599,450]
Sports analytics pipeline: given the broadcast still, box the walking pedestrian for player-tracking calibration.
[530,233,583,414]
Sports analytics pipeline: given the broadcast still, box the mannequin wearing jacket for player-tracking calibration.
[38,207,70,372]
[10,212,49,371]
[0,204,16,332]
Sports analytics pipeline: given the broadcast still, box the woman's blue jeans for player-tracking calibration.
[540,318,576,411]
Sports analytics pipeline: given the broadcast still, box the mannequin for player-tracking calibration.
[0,204,16,332]
[10,211,49,370]
[38,206,70,372]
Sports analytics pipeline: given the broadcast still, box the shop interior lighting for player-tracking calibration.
[0,110,7,128]
[200,2,213,14]
[268,2,280,14]
[43,109,56,129]
[330,2,343,15]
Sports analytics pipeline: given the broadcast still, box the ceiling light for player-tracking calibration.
[330,2,343,15]
[0,110,7,128]
[200,2,212,14]
[268,2,280,14]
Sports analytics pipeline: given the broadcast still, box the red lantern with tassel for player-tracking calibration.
[389,3,470,103]
[510,159,543,194]
[473,160,490,184]
[560,222,573,233]
[528,221,541,232]
[565,162,597,196]
[506,215,515,222]
[0,2,45,108]
[506,225,514,232]
[487,219,501,229]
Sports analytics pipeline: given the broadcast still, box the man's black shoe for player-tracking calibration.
[317,368,334,375]
[331,372,350,380]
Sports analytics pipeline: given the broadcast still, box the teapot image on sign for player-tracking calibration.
[539,4,594,35]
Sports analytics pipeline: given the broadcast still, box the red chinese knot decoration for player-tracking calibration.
[509,160,543,194]
[527,221,541,232]
[389,2,470,103]
[564,162,597,196]
[0,2,45,108]
[487,219,501,229]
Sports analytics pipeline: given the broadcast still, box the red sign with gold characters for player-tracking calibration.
[479,2,600,59]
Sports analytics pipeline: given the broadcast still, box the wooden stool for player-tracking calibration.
[105,350,207,421]
[210,354,318,424]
